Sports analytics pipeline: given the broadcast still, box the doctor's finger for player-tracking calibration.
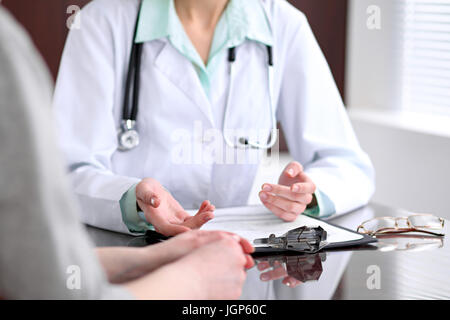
[260,192,306,215]
[136,183,161,208]
[262,184,313,204]
[182,210,214,229]
[198,200,210,212]
[291,181,316,194]
[257,261,271,271]
[155,222,191,236]
[199,200,208,211]
[282,276,303,288]
[150,211,191,235]
[260,265,287,281]
[199,200,215,213]
[257,260,282,272]
[291,172,316,193]
[261,200,297,222]
[283,161,303,178]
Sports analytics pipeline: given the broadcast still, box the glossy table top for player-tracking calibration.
[86,203,449,300]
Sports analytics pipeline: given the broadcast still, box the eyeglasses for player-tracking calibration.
[357,214,445,237]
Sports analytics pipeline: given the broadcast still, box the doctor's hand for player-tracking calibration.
[259,161,316,222]
[136,178,215,236]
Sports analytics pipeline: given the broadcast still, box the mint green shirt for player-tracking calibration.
[135,0,272,97]
[120,0,336,233]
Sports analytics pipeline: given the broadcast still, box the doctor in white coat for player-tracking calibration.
[53,0,375,235]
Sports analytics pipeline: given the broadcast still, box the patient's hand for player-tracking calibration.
[152,230,254,270]
[136,178,215,236]
[174,235,253,299]
[124,232,254,299]
[96,230,253,285]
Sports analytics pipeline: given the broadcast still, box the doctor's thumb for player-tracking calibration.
[137,193,161,208]
[136,183,161,208]
[149,196,161,208]
[142,194,161,208]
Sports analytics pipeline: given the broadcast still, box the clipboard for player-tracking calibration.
[252,215,377,254]
[199,205,377,254]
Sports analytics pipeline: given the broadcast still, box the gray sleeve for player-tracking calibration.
[0,7,133,300]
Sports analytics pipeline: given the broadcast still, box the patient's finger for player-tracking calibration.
[237,237,254,254]
[212,231,254,254]
[191,230,238,249]
[245,255,255,269]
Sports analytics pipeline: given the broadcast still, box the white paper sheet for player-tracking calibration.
[198,205,363,245]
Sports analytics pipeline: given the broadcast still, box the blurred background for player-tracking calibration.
[3,0,449,218]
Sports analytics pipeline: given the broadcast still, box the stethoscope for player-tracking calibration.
[118,6,278,151]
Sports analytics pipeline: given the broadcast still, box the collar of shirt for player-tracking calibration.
[134,0,273,96]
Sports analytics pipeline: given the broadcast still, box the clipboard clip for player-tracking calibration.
[253,226,328,253]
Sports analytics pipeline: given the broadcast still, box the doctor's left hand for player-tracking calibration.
[259,161,316,222]
[136,178,215,236]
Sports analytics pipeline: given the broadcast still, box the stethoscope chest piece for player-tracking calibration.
[118,120,139,151]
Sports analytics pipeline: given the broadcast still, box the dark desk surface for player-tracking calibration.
[86,203,449,300]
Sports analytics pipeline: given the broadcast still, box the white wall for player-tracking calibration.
[346,0,401,110]
[351,113,450,219]
[347,0,450,219]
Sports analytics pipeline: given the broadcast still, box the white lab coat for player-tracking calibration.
[53,0,375,233]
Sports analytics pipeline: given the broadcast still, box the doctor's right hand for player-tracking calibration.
[136,178,215,236]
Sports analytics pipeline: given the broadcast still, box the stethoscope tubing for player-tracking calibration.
[119,2,278,151]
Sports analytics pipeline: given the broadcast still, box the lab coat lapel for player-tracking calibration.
[154,40,214,126]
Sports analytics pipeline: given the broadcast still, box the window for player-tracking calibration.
[398,0,450,115]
